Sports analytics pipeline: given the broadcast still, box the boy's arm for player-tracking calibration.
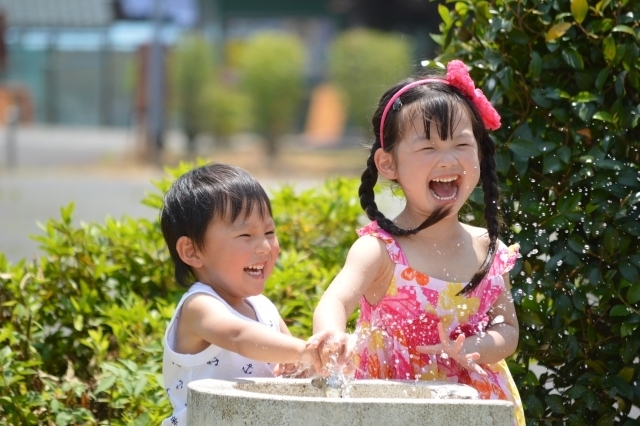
[181,294,317,367]
[278,317,292,336]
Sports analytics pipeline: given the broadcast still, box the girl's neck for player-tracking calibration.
[394,208,467,242]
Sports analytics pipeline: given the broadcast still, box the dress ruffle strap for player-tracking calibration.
[486,242,520,278]
[357,221,409,265]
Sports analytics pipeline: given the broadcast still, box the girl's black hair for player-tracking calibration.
[359,74,501,295]
[160,163,272,288]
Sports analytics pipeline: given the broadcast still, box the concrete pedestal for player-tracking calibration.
[188,378,514,426]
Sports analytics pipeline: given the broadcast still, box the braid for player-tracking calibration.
[359,142,451,237]
[459,134,501,295]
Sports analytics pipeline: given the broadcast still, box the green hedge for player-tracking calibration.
[0,163,361,424]
[433,0,640,424]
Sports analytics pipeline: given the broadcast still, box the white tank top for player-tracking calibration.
[162,282,282,426]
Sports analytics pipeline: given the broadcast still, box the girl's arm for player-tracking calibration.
[312,235,392,367]
[417,271,519,369]
[313,235,390,334]
[461,271,519,364]
[179,294,321,369]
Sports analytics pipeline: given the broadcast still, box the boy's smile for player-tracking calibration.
[244,262,266,278]
[190,206,279,308]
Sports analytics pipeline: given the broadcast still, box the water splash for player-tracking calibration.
[311,335,357,398]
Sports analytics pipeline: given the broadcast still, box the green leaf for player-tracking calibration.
[610,305,632,316]
[73,315,84,332]
[574,91,598,103]
[94,375,117,394]
[619,262,639,282]
[628,283,640,304]
[603,35,616,62]
[571,0,589,24]
[529,52,542,79]
[531,88,553,108]
[595,68,609,90]
[547,22,572,42]
[562,48,584,69]
[558,192,582,213]
[509,138,541,161]
[611,25,636,36]
[592,111,613,122]
[543,155,563,174]
[595,0,612,12]
[546,394,566,414]
[438,4,452,27]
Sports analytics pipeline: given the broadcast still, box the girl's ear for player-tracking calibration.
[176,236,204,268]
[374,148,397,180]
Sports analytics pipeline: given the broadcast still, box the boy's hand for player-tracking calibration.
[416,323,487,377]
[274,362,314,378]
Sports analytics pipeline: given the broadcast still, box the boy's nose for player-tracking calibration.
[255,236,271,254]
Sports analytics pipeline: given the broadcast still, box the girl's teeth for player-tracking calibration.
[430,187,458,201]
[432,177,457,183]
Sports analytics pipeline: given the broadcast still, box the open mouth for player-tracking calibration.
[244,263,265,278]
[428,176,460,202]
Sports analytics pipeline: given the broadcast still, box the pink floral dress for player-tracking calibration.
[354,221,525,426]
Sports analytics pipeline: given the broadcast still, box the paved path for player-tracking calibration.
[0,125,401,262]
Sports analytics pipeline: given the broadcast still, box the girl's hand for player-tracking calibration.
[300,330,334,374]
[416,323,487,377]
[314,331,354,377]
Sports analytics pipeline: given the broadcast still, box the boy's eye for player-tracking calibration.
[266,230,276,236]
[239,233,251,238]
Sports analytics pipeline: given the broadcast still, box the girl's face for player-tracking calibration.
[193,206,279,301]
[392,107,481,218]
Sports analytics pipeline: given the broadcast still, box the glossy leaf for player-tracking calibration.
[571,0,589,24]
[547,22,572,41]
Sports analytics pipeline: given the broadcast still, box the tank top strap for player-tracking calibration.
[357,221,409,265]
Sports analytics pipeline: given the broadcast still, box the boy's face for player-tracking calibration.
[193,206,279,300]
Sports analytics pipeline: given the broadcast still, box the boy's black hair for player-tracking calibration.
[359,73,501,295]
[160,163,272,288]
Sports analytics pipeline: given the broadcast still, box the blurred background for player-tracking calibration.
[0,0,443,261]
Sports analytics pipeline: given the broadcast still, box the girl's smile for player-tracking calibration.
[388,109,480,219]
[429,175,461,202]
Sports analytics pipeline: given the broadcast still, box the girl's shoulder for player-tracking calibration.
[356,221,408,265]
[462,224,520,277]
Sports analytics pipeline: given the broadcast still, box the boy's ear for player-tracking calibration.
[176,236,204,268]
[374,148,397,180]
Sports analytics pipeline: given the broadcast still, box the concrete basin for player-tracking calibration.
[188,378,514,425]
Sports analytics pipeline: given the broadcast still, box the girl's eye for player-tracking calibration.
[266,231,276,236]
[239,233,251,238]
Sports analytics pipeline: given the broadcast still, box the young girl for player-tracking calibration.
[313,60,524,425]
[160,163,325,426]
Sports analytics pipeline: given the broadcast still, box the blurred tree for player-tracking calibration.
[328,29,413,131]
[199,84,252,148]
[170,33,216,152]
[238,32,305,157]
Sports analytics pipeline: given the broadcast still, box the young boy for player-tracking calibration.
[160,163,323,426]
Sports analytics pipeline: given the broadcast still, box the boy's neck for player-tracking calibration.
[198,281,259,321]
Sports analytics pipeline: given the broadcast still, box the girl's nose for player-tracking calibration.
[437,150,459,168]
